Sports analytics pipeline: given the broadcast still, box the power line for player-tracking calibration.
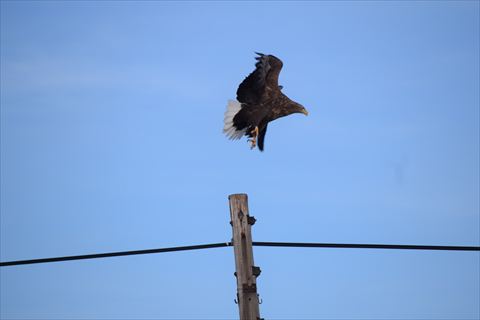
[1,241,478,267]
[252,242,480,251]
[0,242,232,267]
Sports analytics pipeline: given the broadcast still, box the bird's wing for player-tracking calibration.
[261,53,283,90]
[236,53,283,104]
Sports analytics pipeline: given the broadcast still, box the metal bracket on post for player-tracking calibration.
[252,266,261,277]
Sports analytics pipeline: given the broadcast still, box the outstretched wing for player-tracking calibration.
[236,53,283,104]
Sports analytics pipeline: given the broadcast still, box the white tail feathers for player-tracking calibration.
[223,100,246,140]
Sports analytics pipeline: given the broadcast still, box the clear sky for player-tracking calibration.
[0,1,479,319]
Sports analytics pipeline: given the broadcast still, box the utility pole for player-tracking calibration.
[228,193,262,320]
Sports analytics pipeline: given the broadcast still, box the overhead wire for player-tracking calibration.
[252,241,480,251]
[1,241,478,267]
[0,242,232,267]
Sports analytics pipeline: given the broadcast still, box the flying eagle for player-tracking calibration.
[223,53,308,151]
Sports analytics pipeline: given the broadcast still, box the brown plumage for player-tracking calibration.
[223,53,308,151]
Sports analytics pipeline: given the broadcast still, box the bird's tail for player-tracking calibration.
[223,100,246,140]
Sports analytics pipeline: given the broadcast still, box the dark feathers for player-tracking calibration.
[223,53,308,151]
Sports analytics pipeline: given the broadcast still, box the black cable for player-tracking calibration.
[252,242,480,251]
[0,242,232,267]
[1,241,478,267]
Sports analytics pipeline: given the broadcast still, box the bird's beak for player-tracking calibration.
[302,108,309,116]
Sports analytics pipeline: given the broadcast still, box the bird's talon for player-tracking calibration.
[248,138,257,149]
[250,126,259,137]
[246,126,259,149]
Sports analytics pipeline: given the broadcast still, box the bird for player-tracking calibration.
[223,52,308,151]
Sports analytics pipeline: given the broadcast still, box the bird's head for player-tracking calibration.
[291,102,309,116]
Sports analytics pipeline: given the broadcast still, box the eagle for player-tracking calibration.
[223,53,308,151]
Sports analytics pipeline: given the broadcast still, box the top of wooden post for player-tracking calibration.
[228,193,248,200]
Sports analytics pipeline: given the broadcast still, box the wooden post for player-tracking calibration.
[228,193,261,320]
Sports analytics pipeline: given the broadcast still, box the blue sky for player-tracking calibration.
[1,1,479,319]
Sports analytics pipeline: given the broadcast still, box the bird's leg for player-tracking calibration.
[248,126,259,149]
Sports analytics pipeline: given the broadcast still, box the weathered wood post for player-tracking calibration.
[228,193,261,320]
